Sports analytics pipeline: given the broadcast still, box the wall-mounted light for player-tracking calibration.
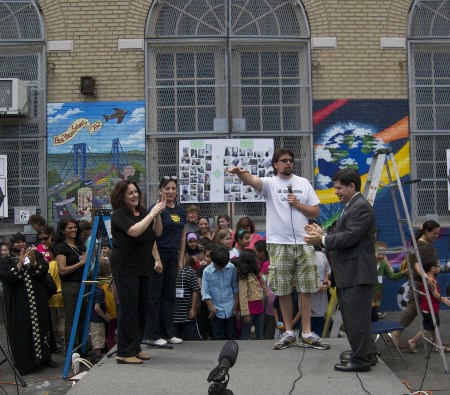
[80,76,96,96]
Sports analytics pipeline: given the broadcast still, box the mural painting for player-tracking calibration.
[47,101,146,224]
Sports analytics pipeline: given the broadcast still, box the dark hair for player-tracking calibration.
[28,214,47,227]
[332,167,361,192]
[37,225,55,237]
[203,242,216,253]
[159,176,178,189]
[10,232,26,246]
[271,148,294,175]
[254,240,268,259]
[422,256,439,273]
[78,220,92,232]
[234,228,250,246]
[48,243,56,255]
[184,255,196,269]
[217,214,230,226]
[54,218,85,250]
[416,220,440,241]
[110,180,146,214]
[210,245,230,268]
[235,216,255,234]
[198,237,212,248]
[238,250,260,280]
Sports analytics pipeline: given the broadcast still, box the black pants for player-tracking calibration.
[114,274,148,358]
[337,284,377,368]
[145,254,177,340]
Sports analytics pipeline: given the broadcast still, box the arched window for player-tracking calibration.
[0,0,46,230]
[145,0,312,220]
[408,0,450,226]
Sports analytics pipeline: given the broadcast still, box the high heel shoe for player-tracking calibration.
[116,356,142,364]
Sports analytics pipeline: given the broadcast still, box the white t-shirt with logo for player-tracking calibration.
[258,175,320,244]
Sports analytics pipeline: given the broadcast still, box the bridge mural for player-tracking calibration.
[47,101,146,223]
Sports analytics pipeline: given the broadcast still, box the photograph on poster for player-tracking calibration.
[179,139,274,203]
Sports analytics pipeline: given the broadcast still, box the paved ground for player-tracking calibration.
[0,311,448,394]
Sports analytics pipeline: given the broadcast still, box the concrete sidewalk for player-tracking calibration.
[0,311,448,394]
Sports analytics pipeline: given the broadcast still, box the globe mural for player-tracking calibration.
[315,124,386,189]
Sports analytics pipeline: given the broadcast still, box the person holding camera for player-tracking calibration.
[0,232,58,375]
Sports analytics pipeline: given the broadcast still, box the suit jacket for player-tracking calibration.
[325,193,378,288]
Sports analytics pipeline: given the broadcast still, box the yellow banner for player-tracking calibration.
[53,118,103,146]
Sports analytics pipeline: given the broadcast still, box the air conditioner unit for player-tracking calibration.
[0,78,29,116]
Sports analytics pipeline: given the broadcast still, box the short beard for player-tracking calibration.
[280,168,293,177]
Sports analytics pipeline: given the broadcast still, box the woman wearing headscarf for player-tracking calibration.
[0,232,58,374]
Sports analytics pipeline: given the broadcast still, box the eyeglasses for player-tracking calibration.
[163,176,178,181]
[278,159,294,164]
[39,236,50,241]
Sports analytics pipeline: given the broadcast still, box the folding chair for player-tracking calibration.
[371,320,409,369]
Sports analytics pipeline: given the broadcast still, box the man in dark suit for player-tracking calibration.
[305,168,378,372]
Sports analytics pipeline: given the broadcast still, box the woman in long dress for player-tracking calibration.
[0,232,58,374]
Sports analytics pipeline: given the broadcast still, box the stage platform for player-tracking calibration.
[66,338,408,395]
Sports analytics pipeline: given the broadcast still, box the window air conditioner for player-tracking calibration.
[0,78,29,116]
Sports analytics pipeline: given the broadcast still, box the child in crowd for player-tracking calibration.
[99,256,117,350]
[174,255,202,340]
[255,240,276,339]
[201,245,238,340]
[36,226,54,262]
[0,244,9,257]
[273,288,301,348]
[185,233,201,270]
[311,245,331,336]
[90,260,111,364]
[254,240,270,274]
[407,257,450,353]
[230,229,251,259]
[372,241,408,321]
[48,244,65,349]
[212,214,233,243]
[197,242,215,340]
[101,239,111,259]
[216,229,233,253]
[238,250,267,340]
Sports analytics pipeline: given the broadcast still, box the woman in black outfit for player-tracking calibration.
[54,218,88,352]
[0,232,58,374]
[110,180,165,364]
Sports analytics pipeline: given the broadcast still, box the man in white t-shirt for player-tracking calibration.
[228,148,329,351]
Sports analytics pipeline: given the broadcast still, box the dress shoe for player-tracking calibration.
[340,350,378,366]
[135,351,151,360]
[116,356,143,364]
[334,362,371,372]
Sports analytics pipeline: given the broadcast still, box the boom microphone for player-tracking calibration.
[287,184,293,194]
[218,340,238,372]
[207,341,239,384]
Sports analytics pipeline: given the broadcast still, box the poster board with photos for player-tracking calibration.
[0,155,7,217]
[179,139,274,203]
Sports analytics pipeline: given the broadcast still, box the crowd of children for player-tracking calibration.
[1,210,443,374]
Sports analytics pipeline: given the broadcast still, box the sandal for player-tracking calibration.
[433,346,450,353]
[407,339,419,354]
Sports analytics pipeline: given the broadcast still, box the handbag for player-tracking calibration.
[44,273,57,299]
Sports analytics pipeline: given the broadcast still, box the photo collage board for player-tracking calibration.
[179,139,274,203]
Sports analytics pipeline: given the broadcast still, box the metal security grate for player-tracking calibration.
[408,0,450,38]
[147,0,309,38]
[0,1,44,40]
[0,2,46,233]
[146,0,312,222]
[408,0,450,226]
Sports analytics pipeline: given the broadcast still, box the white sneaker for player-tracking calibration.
[166,337,182,344]
[149,338,168,346]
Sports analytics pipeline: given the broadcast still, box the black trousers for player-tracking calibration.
[337,284,377,368]
[114,274,148,358]
[145,254,177,340]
